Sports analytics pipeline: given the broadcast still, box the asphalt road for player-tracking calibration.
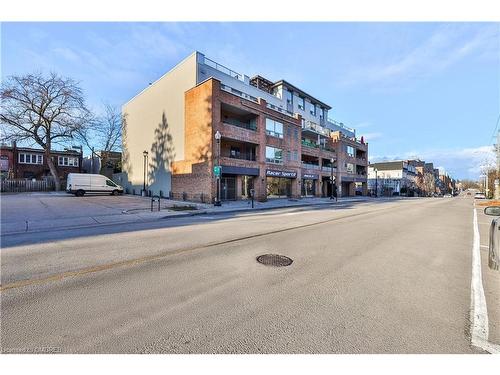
[0,197,492,353]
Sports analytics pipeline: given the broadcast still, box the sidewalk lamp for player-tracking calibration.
[214,130,222,206]
[374,168,378,197]
[330,157,335,200]
[142,150,148,196]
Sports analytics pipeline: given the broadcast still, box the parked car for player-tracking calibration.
[443,194,452,198]
[474,192,486,199]
[66,173,124,197]
[483,206,500,271]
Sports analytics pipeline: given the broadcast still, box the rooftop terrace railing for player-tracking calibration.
[327,118,355,133]
[203,56,244,81]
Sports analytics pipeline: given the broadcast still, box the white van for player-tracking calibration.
[66,173,124,197]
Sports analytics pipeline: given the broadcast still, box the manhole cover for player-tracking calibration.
[256,254,293,267]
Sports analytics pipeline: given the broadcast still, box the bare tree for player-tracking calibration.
[74,103,122,172]
[423,173,436,195]
[0,72,91,189]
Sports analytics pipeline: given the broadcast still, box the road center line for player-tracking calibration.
[0,204,398,291]
[470,208,500,354]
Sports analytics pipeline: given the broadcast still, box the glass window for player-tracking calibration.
[230,146,240,158]
[298,96,305,110]
[286,90,293,105]
[265,146,283,164]
[106,179,117,187]
[19,153,43,164]
[265,118,284,138]
[346,146,355,157]
[346,163,354,173]
[310,103,316,116]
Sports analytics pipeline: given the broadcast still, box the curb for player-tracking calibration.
[1,198,372,237]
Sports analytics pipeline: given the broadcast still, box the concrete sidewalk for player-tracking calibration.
[1,195,377,236]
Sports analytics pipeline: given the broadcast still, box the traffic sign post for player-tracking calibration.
[214,166,221,177]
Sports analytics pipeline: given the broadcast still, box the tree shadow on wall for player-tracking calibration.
[193,95,213,164]
[121,112,132,176]
[148,112,176,196]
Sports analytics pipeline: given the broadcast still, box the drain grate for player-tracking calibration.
[256,254,293,267]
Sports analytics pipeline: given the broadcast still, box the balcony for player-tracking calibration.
[301,139,319,148]
[223,117,257,131]
[222,153,257,162]
[322,166,337,173]
[302,120,331,137]
[220,140,257,163]
[301,162,320,170]
[320,144,335,153]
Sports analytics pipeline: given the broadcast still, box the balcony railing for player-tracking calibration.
[301,139,319,148]
[320,144,335,152]
[203,56,244,81]
[327,118,355,133]
[220,83,259,103]
[301,162,320,170]
[222,153,257,162]
[223,117,257,131]
[322,166,336,172]
[302,120,331,137]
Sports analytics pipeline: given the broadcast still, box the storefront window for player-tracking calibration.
[241,176,254,199]
[301,179,316,197]
[267,177,292,198]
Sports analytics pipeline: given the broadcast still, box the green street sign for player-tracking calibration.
[214,166,221,177]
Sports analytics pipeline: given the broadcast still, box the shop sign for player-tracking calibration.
[266,169,297,178]
[302,174,318,180]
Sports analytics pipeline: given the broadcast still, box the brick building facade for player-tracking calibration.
[122,51,369,202]
[0,144,82,181]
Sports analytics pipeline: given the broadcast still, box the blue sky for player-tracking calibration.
[2,22,499,179]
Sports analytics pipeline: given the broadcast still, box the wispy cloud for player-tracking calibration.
[341,24,499,88]
[52,47,81,63]
[361,132,383,141]
[369,145,495,179]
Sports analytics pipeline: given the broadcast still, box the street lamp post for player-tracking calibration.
[214,131,222,206]
[375,168,378,198]
[142,150,148,196]
[330,157,335,201]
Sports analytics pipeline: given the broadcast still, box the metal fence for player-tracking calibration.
[0,178,57,192]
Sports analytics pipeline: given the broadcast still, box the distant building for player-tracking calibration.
[0,143,81,181]
[368,160,417,196]
[82,151,122,178]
